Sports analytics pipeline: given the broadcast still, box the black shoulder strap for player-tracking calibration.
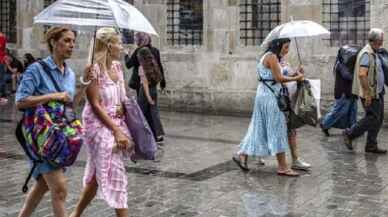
[260,78,279,97]
[37,60,63,92]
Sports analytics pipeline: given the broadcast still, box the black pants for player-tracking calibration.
[137,86,165,139]
[348,93,384,149]
[0,64,8,97]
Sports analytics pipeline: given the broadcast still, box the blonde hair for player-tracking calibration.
[88,27,120,70]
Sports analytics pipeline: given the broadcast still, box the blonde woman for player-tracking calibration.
[69,28,134,217]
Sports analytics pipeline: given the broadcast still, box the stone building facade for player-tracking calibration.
[1,0,388,115]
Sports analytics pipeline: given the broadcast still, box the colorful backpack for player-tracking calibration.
[16,101,83,193]
[15,60,83,193]
[22,101,83,166]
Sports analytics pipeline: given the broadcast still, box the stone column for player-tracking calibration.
[16,0,46,57]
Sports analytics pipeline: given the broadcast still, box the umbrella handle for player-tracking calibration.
[294,37,303,66]
[90,28,97,65]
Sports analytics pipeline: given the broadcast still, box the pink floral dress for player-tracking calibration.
[82,61,131,209]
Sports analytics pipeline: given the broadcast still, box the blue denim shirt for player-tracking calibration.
[15,56,76,102]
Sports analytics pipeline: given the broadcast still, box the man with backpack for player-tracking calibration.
[343,28,387,154]
[319,45,359,136]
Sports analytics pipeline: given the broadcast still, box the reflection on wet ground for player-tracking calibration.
[1,101,388,217]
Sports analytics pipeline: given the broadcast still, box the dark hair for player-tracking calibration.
[137,47,162,86]
[45,26,77,53]
[24,53,36,68]
[265,38,291,61]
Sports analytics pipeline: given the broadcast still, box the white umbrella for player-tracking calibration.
[34,0,158,35]
[261,20,330,64]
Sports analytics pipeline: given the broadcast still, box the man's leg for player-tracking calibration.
[321,96,353,137]
[348,97,358,128]
[0,64,7,97]
[321,97,348,129]
[347,99,379,138]
[365,95,386,153]
[343,98,377,150]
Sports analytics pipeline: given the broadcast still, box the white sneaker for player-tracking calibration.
[257,157,265,166]
[291,159,311,170]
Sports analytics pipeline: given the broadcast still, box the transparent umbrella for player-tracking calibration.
[34,0,158,35]
[261,19,330,64]
[34,0,158,62]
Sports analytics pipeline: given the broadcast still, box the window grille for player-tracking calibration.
[322,0,370,46]
[167,0,203,46]
[240,0,281,46]
[0,0,17,43]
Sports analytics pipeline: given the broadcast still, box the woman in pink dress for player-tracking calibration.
[69,28,134,217]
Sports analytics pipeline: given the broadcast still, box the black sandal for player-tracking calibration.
[232,156,249,172]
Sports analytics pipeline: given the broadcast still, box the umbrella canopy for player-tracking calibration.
[33,0,158,35]
[261,20,329,47]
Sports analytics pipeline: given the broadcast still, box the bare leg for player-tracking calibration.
[17,177,49,217]
[276,152,288,171]
[69,176,98,217]
[115,208,128,217]
[239,154,248,165]
[276,152,299,176]
[43,169,67,217]
[288,133,298,162]
[288,131,311,170]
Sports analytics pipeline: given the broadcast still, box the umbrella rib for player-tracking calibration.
[63,0,109,8]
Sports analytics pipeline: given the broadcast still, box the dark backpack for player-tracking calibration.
[377,48,388,86]
[335,45,361,76]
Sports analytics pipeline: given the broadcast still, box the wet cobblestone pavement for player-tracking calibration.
[1,101,388,217]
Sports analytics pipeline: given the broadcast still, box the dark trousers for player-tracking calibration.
[138,86,165,139]
[0,64,10,97]
[348,93,384,149]
[321,95,358,129]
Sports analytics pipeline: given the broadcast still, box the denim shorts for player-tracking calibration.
[29,160,63,180]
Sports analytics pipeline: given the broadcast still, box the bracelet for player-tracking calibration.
[79,76,92,86]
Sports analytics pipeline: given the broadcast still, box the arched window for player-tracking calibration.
[167,0,203,46]
[240,0,281,46]
[0,0,17,43]
[322,0,370,46]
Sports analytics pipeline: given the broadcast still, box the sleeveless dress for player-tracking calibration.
[238,53,289,156]
[82,61,132,209]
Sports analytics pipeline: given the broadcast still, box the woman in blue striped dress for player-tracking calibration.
[233,38,304,176]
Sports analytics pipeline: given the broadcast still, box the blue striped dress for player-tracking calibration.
[238,55,289,156]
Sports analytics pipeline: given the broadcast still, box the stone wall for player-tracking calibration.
[9,0,388,115]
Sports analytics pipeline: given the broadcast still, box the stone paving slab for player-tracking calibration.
[2,101,388,217]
